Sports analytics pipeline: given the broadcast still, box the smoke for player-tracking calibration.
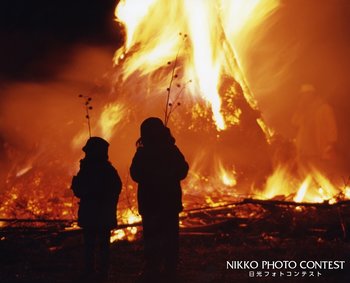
[236,0,350,173]
[0,46,118,191]
[0,0,120,82]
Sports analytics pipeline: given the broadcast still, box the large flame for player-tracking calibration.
[1,0,348,239]
[114,0,279,130]
[257,164,343,204]
[110,0,347,207]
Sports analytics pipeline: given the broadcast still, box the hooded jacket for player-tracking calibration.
[71,137,122,229]
[130,118,189,215]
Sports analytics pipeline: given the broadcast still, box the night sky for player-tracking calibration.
[1,0,349,86]
[0,0,121,82]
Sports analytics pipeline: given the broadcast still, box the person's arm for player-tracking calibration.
[130,149,143,183]
[71,170,88,198]
[113,168,122,196]
[173,146,189,180]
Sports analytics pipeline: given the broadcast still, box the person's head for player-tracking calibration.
[82,136,109,160]
[138,117,174,147]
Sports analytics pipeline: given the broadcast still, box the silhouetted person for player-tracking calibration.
[292,84,337,174]
[130,117,189,282]
[71,137,122,281]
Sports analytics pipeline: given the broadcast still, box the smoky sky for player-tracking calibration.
[0,0,122,82]
[1,0,349,84]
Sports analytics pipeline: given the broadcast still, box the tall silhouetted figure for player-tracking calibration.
[130,117,189,282]
[71,137,122,281]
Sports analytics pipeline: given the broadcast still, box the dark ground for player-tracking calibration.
[1,215,350,283]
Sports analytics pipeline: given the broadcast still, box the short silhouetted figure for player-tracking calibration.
[130,117,189,282]
[71,137,122,280]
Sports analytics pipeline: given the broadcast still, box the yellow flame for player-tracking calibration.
[217,162,237,187]
[259,165,291,199]
[115,0,157,50]
[221,172,237,187]
[184,1,225,130]
[260,164,342,203]
[114,0,280,130]
[110,210,141,242]
[345,187,350,199]
[256,118,275,144]
[99,103,125,140]
[293,176,311,203]
[110,229,126,243]
[205,196,216,206]
[126,212,141,225]
[119,209,141,225]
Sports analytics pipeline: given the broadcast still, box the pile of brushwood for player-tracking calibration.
[0,199,349,283]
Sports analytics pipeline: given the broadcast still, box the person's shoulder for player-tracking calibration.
[134,146,146,156]
[102,162,120,177]
[171,144,183,154]
[136,146,144,152]
[79,158,91,170]
[105,161,117,170]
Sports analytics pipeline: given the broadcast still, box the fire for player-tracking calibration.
[111,0,348,211]
[346,187,350,199]
[294,177,311,203]
[99,103,125,140]
[114,0,279,129]
[120,209,142,225]
[1,0,349,237]
[218,163,237,187]
[259,165,342,203]
[184,1,224,129]
[115,0,158,50]
[111,209,141,242]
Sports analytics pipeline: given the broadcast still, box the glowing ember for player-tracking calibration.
[120,209,142,225]
[111,209,141,242]
[110,229,126,242]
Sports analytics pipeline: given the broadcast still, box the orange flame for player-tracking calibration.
[111,209,141,242]
[258,165,342,203]
[2,0,348,231]
[114,0,279,130]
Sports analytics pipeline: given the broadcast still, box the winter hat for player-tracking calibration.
[82,137,109,158]
[140,117,167,146]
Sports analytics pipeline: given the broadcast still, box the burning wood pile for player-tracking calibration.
[1,0,350,246]
[1,198,349,259]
